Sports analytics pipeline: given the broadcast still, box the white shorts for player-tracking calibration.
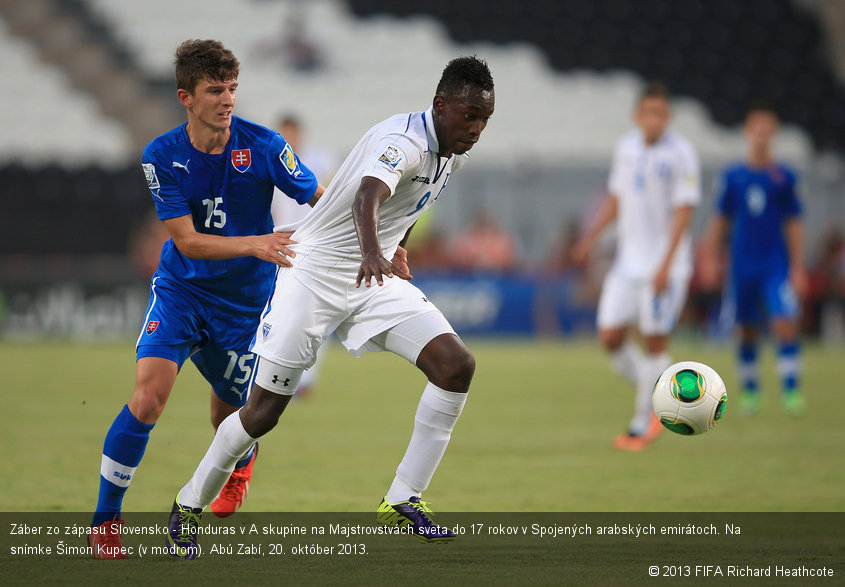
[596,268,690,335]
[251,264,455,370]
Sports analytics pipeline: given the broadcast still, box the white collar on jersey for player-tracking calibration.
[421,106,442,156]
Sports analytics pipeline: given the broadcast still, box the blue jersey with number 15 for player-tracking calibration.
[715,162,801,278]
[141,115,317,310]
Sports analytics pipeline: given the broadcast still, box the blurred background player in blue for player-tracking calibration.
[89,39,323,558]
[704,102,806,417]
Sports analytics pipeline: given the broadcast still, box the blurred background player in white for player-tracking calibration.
[270,114,338,395]
[572,82,701,451]
[165,57,495,557]
[703,102,806,417]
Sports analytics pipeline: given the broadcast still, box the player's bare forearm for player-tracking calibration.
[307,184,326,207]
[784,217,805,272]
[587,194,618,242]
[660,205,694,271]
[785,217,807,298]
[352,178,390,260]
[352,177,410,286]
[704,215,730,258]
[164,215,297,267]
[572,194,618,264]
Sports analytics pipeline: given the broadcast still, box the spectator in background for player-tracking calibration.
[253,3,323,72]
[688,233,729,339]
[807,226,845,342]
[450,208,516,273]
[271,114,338,231]
[400,210,453,272]
[128,210,170,279]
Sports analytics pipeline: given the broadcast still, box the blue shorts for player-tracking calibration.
[730,270,798,326]
[135,275,265,407]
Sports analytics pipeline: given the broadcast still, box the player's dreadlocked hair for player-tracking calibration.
[436,56,494,98]
[175,39,240,93]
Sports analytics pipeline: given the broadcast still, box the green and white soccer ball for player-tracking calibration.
[652,361,727,435]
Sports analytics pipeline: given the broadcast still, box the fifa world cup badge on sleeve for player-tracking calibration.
[378,146,404,169]
[279,144,302,177]
[142,163,160,196]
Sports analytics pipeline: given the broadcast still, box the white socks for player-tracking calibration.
[179,411,256,509]
[630,352,670,435]
[611,341,643,385]
[385,382,468,505]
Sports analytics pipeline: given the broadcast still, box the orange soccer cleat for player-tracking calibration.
[89,516,129,559]
[211,444,258,518]
[613,415,662,452]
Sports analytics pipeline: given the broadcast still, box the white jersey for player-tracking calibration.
[607,129,700,279]
[284,107,467,276]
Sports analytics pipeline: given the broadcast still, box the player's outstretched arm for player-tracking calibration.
[571,194,619,265]
[653,204,694,292]
[308,184,326,207]
[785,217,807,298]
[699,215,730,289]
[163,215,298,267]
[352,177,412,287]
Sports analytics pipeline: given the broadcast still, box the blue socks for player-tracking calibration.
[777,341,801,393]
[738,340,801,395]
[738,342,759,394]
[93,405,154,526]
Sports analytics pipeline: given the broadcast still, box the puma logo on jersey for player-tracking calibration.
[411,175,430,184]
[172,159,190,173]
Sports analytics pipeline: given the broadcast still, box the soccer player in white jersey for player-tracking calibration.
[165,56,495,556]
[573,82,701,451]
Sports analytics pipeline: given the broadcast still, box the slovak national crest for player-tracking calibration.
[231,149,252,173]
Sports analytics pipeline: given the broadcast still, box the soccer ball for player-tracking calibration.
[652,361,727,436]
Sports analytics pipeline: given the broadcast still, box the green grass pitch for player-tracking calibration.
[1,338,843,584]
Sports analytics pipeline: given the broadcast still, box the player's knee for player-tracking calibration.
[771,319,796,341]
[128,383,169,424]
[599,329,624,351]
[243,409,281,438]
[240,385,292,438]
[431,346,476,392]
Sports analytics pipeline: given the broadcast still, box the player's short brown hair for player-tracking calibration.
[174,39,239,93]
[638,81,671,104]
[746,99,779,120]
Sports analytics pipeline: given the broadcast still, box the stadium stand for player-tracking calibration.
[77,0,814,165]
[348,0,845,154]
[0,16,131,165]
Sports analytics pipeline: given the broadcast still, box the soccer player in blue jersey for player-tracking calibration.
[706,102,806,417]
[88,39,323,559]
